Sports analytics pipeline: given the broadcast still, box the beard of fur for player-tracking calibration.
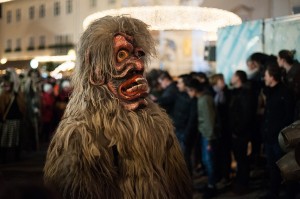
[44,85,192,199]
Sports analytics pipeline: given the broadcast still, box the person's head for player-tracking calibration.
[146,69,163,90]
[210,73,225,90]
[19,73,25,80]
[158,71,173,89]
[61,80,71,92]
[231,70,247,88]
[27,69,40,79]
[185,78,205,98]
[1,68,19,92]
[1,74,13,92]
[43,83,53,94]
[192,72,209,84]
[264,64,282,87]
[247,52,269,72]
[277,50,295,68]
[76,15,156,111]
[177,74,191,92]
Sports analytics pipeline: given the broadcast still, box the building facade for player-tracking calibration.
[0,0,299,74]
[0,0,116,69]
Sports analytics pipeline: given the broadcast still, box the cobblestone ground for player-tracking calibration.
[0,149,299,199]
[193,173,265,199]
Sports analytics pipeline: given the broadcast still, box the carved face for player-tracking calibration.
[107,33,149,110]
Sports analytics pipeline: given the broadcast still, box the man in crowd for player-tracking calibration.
[186,78,218,199]
[260,65,294,199]
[229,70,255,195]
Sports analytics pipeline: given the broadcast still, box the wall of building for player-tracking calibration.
[0,0,300,76]
[1,0,77,61]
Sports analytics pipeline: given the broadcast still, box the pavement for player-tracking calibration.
[0,148,299,199]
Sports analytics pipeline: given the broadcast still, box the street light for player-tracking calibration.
[30,59,39,69]
[0,58,7,65]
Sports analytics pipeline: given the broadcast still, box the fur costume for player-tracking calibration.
[44,16,192,199]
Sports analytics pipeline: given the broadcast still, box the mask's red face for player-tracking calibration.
[107,33,149,110]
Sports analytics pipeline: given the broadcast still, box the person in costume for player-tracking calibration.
[44,16,192,199]
[0,68,25,163]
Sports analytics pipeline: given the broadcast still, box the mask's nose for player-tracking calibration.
[134,47,145,59]
[133,47,145,72]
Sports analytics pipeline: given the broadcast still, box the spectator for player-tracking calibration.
[54,79,71,125]
[277,49,300,120]
[191,72,214,96]
[190,72,213,173]
[186,78,218,199]
[170,74,192,149]
[146,69,163,98]
[150,71,178,115]
[24,69,42,151]
[246,53,277,166]
[229,70,254,195]
[171,74,196,175]
[0,68,25,163]
[41,83,56,142]
[210,74,232,186]
[260,65,294,199]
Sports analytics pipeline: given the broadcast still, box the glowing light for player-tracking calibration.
[0,0,14,3]
[34,54,76,63]
[0,58,8,64]
[68,49,76,57]
[15,69,23,74]
[30,59,39,69]
[53,73,63,79]
[83,6,242,32]
[50,61,75,79]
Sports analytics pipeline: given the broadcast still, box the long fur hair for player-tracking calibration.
[44,16,192,199]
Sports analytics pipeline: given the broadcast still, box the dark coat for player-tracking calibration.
[228,85,255,138]
[157,82,178,115]
[214,86,231,137]
[0,91,26,121]
[249,70,264,111]
[184,97,198,145]
[284,63,300,98]
[262,83,294,144]
[170,92,191,131]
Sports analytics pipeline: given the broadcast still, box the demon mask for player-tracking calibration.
[107,33,149,111]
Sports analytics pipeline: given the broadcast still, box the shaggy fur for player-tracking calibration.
[44,16,192,199]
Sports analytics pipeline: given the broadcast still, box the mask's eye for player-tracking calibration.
[117,50,129,62]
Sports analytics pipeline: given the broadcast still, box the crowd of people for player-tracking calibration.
[147,49,300,199]
[0,49,300,198]
[0,68,71,163]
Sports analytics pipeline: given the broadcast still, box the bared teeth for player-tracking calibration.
[135,78,146,84]
[126,83,148,93]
